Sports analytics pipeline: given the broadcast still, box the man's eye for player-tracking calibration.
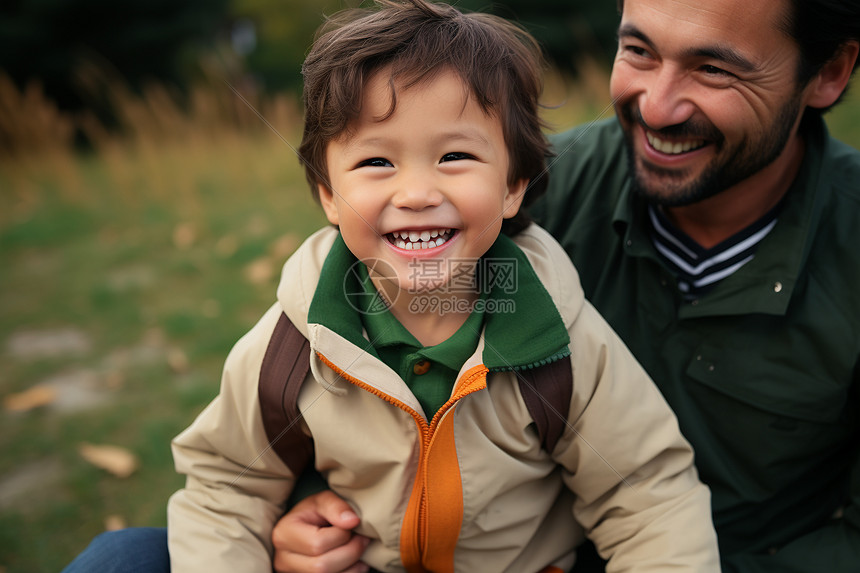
[701,65,731,77]
[440,152,475,162]
[357,158,392,168]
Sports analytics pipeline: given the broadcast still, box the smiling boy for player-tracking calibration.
[166,1,720,571]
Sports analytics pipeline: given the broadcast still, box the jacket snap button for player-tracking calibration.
[413,360,431,375]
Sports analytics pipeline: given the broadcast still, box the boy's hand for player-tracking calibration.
[272,490,370,573]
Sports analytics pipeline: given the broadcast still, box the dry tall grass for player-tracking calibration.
[0,60,612,234]
[0,65,308,229]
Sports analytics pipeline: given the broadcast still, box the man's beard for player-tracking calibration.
[619,96,802,207]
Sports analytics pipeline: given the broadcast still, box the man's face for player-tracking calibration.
[610,0,809,206]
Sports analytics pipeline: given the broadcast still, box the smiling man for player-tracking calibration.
[532,0,860,571]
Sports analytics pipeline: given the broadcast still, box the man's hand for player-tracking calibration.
[272,490,370,573]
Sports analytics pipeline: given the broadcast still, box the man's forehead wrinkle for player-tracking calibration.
[642,0,746,33]
[629,0,761,72]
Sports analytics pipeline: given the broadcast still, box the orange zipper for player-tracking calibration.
[316,352,487,572]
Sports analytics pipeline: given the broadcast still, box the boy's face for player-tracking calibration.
[319,69,526,296]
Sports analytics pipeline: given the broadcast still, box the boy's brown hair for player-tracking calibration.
[298,0,550,235]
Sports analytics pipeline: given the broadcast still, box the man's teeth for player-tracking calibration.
[389,229,452,250]
[647,132,704,155]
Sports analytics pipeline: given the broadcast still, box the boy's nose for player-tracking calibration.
[391,179,444,211]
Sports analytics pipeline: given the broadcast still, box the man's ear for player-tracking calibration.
[806,41,860,109]
[502,178,529,219]
[318,183,340,226]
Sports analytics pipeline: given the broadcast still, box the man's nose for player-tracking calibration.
[637,65,697,130]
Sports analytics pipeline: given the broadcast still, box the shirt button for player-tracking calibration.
[774,281,783,293]
[413,360,431,375]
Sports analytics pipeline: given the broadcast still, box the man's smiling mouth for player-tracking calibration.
[646,132,706,155]
[385,228,455,250]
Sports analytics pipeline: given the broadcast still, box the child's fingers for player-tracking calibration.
[273,532,370,573]
[310,490,361,530]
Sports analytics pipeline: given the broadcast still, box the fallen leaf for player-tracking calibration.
[104,371,125,390]
[244,257,274,285]
[270,234,299,259]
[215,235,238,258]
[173,223,196,250]
[4,385,57,412]
[78,443,139,478]
[104,514,127,531]
[167,348,189,374]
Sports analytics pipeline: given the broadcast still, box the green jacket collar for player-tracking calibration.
[307,233,570,371]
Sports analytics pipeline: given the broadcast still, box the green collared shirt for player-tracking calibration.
[530,116,860,571]
[357,262,484,418]
[307,233,571,419]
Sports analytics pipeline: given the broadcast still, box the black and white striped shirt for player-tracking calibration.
[648,204,781,299]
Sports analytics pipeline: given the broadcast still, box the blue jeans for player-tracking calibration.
[59,525,604,573]
[61,527,169,573]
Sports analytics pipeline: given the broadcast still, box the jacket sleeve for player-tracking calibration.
[556,300,721,573]
[167,305,297,573]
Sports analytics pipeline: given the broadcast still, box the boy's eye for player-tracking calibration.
[440,152,475,162]
[356,157,393,168]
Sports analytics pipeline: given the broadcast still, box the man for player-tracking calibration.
[270,0,860,572]
[62,0,860,571]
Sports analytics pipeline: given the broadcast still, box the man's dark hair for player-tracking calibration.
[617,0,860,115]
[781,0,860,114]
[299,0,550,236]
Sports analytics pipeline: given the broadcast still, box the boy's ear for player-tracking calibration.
[806,41,859,109]
[318,183,340,226]
[502,178,529,219]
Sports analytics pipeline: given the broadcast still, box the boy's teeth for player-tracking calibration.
[390,228,453,250]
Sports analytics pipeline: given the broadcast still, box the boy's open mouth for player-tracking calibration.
[385,228,455,250]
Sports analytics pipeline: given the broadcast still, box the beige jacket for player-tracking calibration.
[168,224,720,572]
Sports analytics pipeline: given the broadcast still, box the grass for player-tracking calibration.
[2,63,860,572]
[0,78,328,571]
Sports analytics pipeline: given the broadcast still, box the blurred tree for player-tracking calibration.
[0,0,229,112]
[457,0,620,73]
[229,0,619,93]
[229,0,344,93]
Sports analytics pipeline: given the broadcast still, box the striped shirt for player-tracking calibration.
[648,204,780,299]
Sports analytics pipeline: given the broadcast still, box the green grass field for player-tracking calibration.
[2,72,860,572]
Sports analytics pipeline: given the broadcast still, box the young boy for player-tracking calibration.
[167,1,720,571]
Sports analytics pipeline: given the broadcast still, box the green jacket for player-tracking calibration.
[530,117,860,572]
